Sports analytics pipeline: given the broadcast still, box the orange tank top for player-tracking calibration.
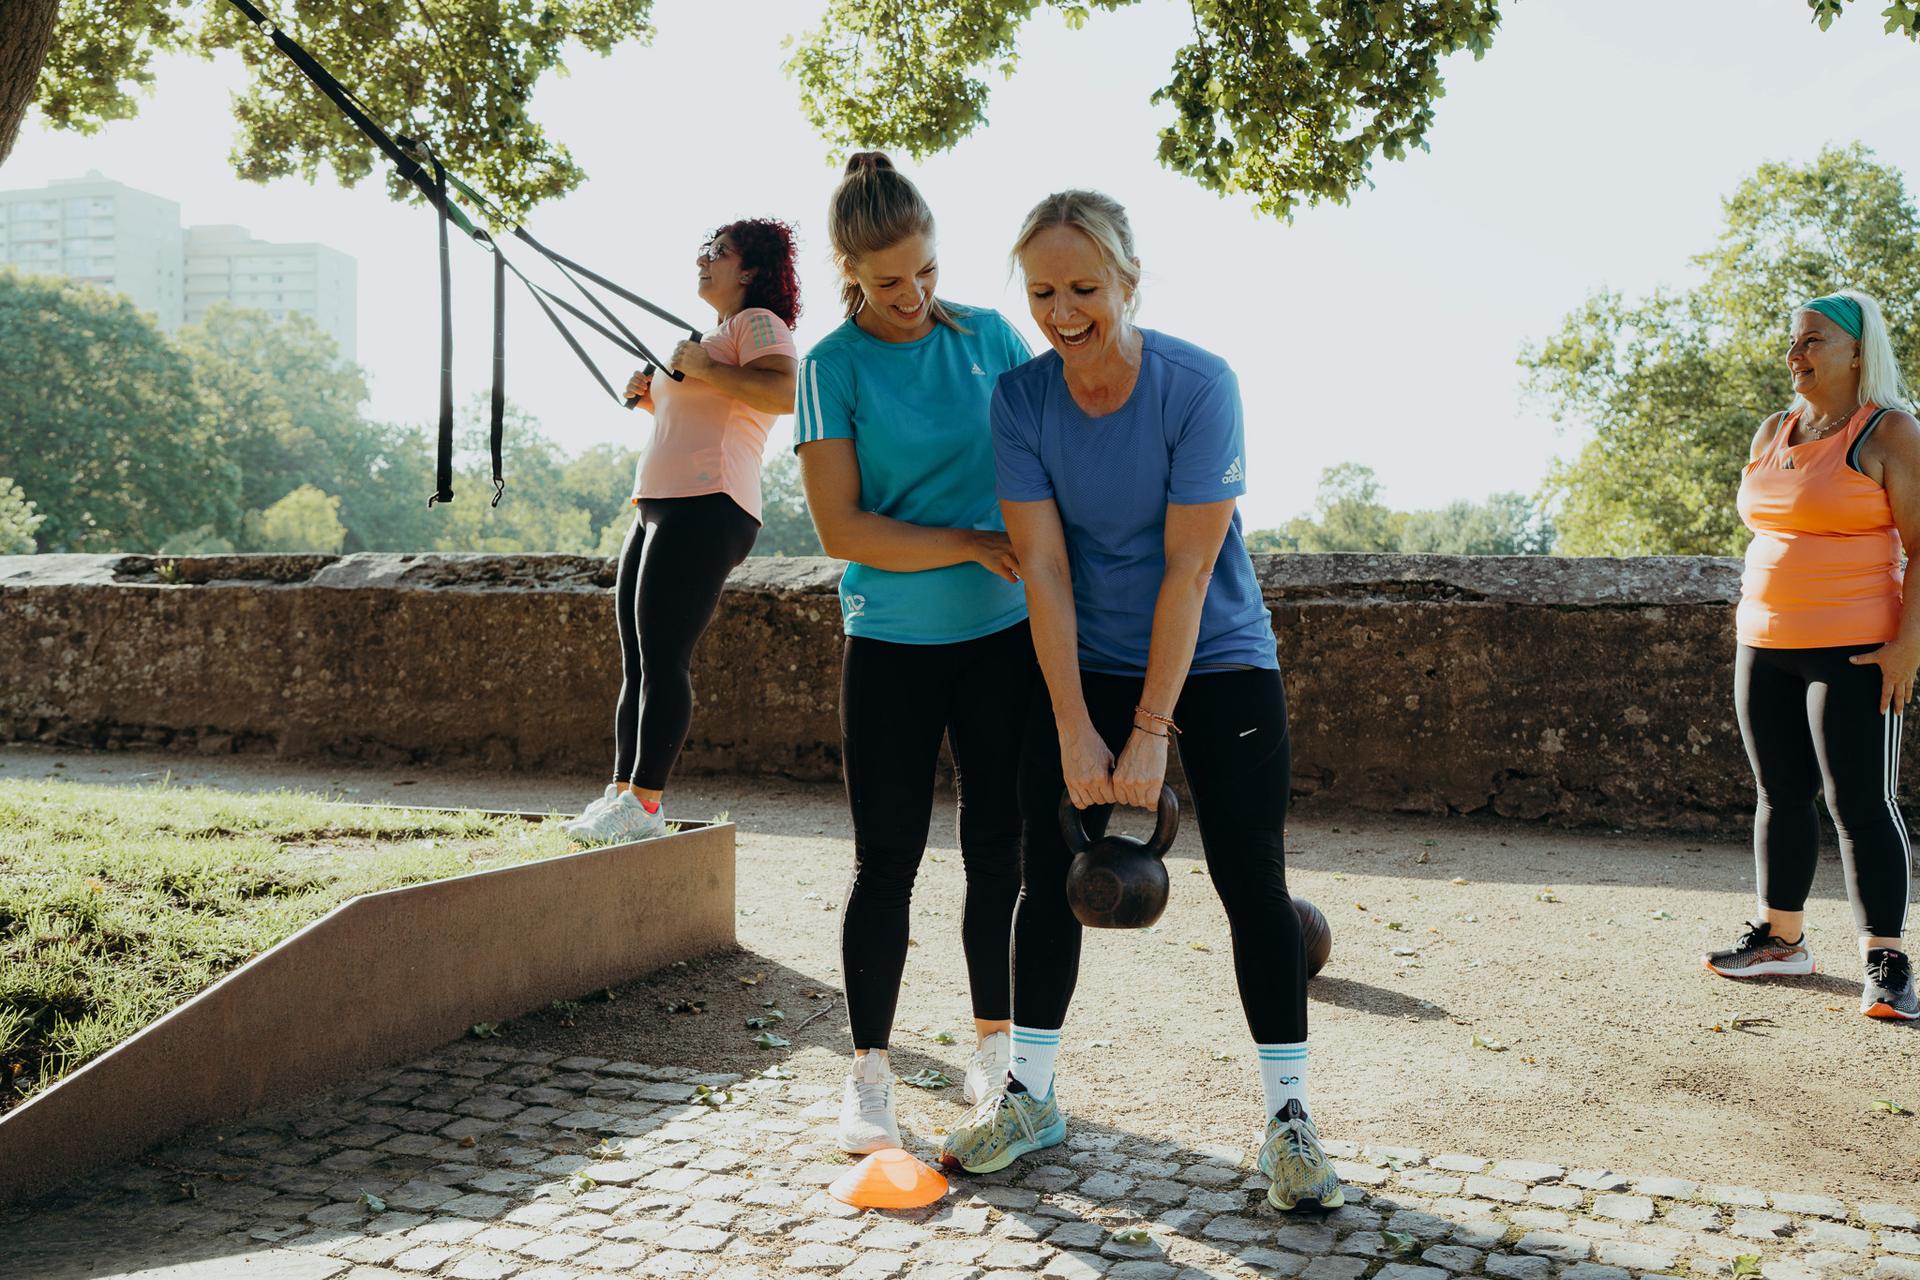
[1736,403,1903,649]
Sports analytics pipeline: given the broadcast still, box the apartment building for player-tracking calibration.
[0,172,185,328]
[184,225,356,356]
[0,172,356,357]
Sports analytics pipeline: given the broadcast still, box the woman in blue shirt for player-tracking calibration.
[939,190,1342,1213]
[794,153,1038,1154]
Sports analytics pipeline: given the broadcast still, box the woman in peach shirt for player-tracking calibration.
[564,220,800,844]
[1708,289,1918,1021]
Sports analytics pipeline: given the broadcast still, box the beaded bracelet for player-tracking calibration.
[1133,705,1179,735]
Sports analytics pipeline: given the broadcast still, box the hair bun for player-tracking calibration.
[845,151,895,176]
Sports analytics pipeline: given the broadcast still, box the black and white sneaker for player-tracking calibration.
[1703,921,1815,979]
[1861,948,1919,1021]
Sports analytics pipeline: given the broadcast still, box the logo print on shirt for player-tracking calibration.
[845,593,867,622]
[748,313,777,348]
[1221,455,1245,484]
[970,363,987,376]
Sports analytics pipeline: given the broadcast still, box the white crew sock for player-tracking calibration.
[1009,1025,1061,1096]
[1257,1041,1308,1117]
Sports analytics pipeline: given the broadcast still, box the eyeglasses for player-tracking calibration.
[697,241,731,264]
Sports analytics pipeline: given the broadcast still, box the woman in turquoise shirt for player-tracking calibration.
[795,152,1037,1154]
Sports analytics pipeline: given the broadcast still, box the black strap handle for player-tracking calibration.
[426,151,454,507]
[223,0,717,499]
[623,327,703,409]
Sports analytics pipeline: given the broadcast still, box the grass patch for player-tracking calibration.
[0,778,578,1113]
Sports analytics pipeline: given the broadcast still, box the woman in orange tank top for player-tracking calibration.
[1708,289,1919,1021]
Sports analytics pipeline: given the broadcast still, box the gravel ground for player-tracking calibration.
[6,745,1916,1204]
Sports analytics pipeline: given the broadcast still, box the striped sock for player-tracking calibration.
[1257,1041,1308,1118]
[1009,1025,1061,1096]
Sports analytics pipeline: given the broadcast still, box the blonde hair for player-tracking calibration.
[827,152,966,332]
[1792,288,1913,414]
[1010,189,1142,317]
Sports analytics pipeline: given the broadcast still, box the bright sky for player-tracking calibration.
[7,0,1920,529]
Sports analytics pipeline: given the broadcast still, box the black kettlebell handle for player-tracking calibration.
[1058,785,1180,857]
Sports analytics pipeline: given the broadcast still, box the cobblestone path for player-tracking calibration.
[4,1039,1917,1280]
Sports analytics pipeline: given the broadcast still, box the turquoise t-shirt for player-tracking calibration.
[793,306,1031,644]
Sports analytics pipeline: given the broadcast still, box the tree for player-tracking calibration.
[1395,492,1554,555]
[12,0,659,215]
[243,484,347,553]
[789,0,1502,219]
[10,3,1917,219]
[0,479,45,555]
[1523,145,1920,555]
[424,408,610,554]
[754,453,827,557]
[1248,463,1555,554]
[0,271,239,552]
[1279,462,1399,552]
[174,305,441,551]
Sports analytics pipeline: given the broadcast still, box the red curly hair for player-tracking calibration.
[711,217,802,329]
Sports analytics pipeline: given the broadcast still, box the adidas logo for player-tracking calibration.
[970,363,987,376]
[1221,455,1244,484]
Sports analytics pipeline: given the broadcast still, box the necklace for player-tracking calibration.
[1798,404,1861,441]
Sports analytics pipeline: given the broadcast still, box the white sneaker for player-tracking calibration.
[570,791,666,845]
[965,1031,1010,1105]
[561,784,620,836]
[836,1053,901,1154]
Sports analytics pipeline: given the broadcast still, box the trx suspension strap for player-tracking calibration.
[221,0,705,504]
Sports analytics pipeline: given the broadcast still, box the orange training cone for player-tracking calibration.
[829,1147,950,1210]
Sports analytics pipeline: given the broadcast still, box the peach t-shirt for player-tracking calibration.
[633,307,797,522]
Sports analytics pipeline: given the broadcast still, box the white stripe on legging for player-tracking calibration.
[1884,708,1912,937]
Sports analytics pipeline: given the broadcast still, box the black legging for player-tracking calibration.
[840,620,1037,1049]
[613,494,758,790]
[1014,667,1304,1043]
[1736,643,1913,939]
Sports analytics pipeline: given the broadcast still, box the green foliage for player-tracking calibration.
[1523,145,1920,555]
[244,483,348,553]
[34,0,658,220]
[1,279,812,558]
[787,0,1501,219]
[1249,463,1554,555]
[0,271,240,552]
[426,409,638,554]
[0,778,573,1109]
[176,305,445,550]
[1808,0,1920,39]
[0,479,45,555]
[755,453,827,557]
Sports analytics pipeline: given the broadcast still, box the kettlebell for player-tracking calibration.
[1060,785,1180,929]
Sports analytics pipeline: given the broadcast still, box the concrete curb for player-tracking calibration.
[0,820,735,1207]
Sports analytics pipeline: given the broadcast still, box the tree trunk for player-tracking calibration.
[0,0,61,168]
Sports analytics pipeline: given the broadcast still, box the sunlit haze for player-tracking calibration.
[7,0,1919,528]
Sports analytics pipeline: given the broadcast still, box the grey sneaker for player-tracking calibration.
[569,791,665,845]
[1260,1098,1345,1212]
[835,1052,900,1153]
[1703,921,1815,978]
[561,784,620,836]
[1862,948,1918,1020]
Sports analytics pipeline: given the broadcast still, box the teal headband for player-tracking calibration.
[1801,294,1864,339]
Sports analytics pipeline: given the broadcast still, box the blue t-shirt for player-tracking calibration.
[793,307,1031,644]
[991,329,1277,676]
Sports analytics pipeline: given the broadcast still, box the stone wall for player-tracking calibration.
[0,552,1779,830]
